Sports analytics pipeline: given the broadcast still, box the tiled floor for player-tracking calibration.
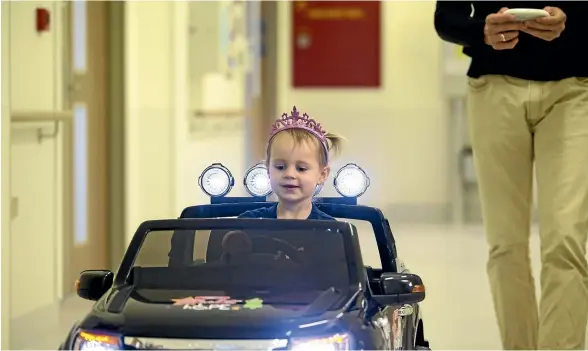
[9,224,585,350]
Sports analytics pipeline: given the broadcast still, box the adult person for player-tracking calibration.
[434,2,588,350]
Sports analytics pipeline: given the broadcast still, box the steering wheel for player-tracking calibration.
[251,236,305,264]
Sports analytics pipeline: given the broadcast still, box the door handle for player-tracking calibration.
[68,82,81,92]
[11,196,19,220]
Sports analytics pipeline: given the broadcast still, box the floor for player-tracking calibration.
[8,223,585,350]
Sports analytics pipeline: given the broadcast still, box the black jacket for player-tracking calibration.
[434,1,588,81]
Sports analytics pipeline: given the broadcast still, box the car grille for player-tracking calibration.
[123,337,289,350]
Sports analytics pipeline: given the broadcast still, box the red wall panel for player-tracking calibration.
[292,1,381,88]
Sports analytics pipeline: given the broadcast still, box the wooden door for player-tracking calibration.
[63,0,110,294]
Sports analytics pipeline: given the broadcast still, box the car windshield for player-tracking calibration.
[128,220,353,308]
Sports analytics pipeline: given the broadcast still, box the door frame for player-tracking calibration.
[1,1,13,347]
[61,1,273,292]
[249,1,278,161]
[62,0,113,295]
[106,1,127,271]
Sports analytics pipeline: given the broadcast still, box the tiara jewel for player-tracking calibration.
[269,106,327,143]
[268,106,329,162]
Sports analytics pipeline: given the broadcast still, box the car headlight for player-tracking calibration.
[244,163,273,197]
[73,330,122,350]
[291,333,350,351]
[198,163,234,197]
[333,163,370,198]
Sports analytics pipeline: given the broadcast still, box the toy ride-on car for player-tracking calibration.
[60,162,431,350]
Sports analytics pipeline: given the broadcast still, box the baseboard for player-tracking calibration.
[382,201,540,226]
[382,202,540,226]
[10,303,60,349]
[383,203,452,224]
[10,295,93,349]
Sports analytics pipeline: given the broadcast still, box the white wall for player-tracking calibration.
[125,1,450,234]
[3,3,451,291]
[4,0,65,321]
[124,1,248,243]
[124,1,178,242]
[276,1,449,222]
[2,3,13,348]
[178,1,450,225]
[185,1,248,207]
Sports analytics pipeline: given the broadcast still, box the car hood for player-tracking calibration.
[78,287,359,340]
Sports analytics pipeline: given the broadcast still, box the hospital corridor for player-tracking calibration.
[2,1,587,350]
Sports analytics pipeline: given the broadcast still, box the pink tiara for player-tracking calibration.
[269,106,329,160]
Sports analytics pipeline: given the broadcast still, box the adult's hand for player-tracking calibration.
[484,7,524,50]
[522,7,566,41]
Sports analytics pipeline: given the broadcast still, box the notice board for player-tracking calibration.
[292,1,381,88]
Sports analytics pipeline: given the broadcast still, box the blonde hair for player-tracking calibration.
[266,129,344,167]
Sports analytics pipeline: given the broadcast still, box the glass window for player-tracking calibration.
[131,225,351,308]
[73,103,88,245]
[72,0,87,72]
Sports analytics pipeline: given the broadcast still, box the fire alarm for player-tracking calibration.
[36,8,50,33]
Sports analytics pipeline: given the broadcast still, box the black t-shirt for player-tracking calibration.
[238,203,336,221]
[434,1,588,81]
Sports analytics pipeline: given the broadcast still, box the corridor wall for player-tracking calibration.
[275,1,449,222]
[2,1,66,347]
[124,1,451,239]
[124,1,248,244]
[3,0,66,319]
[124,1,182,242]
[2,2,12,348]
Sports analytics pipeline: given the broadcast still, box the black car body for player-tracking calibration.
[60,197,431,350]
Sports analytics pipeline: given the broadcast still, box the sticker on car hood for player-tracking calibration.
[170,296,264,311]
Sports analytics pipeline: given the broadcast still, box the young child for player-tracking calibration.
[238,106,343,220]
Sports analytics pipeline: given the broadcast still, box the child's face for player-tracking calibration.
[268,132,329,205]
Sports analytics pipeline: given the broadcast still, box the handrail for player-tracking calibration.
[193,109,245,118]
[10,110,74,143]
[11,110,73,122]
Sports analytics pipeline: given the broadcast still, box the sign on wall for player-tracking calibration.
[292,1,381,88]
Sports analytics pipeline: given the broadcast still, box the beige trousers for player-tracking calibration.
[467,75,588,350]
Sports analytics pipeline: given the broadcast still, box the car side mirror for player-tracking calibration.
[372,272,425,306]
[76,270,114,301]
